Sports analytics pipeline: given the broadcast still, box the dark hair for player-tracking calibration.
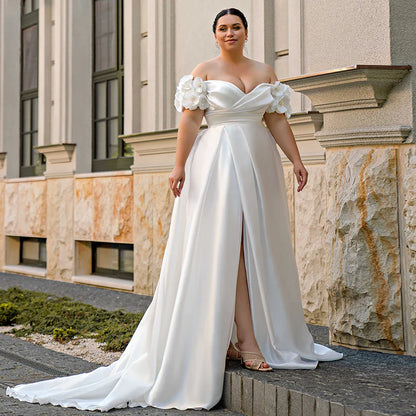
[212,8,248,33]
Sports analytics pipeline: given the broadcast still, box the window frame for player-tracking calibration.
[19,237,47,268]
[92,0,132,172]
[20,2,45,177]
[91,242,134,281]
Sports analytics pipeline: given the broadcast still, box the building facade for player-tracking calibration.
[0,0,416,356]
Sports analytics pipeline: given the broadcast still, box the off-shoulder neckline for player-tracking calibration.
[203,79,276,95]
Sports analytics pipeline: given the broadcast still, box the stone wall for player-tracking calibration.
[74,174,133,243]
[0,181,4,268]
[46,178,74,282]
[295,164,329,325]
[284,162,329,326]
[326,146,404,352]
[4,179,46,237]
[133,173,174,295]
[399,145,416,353]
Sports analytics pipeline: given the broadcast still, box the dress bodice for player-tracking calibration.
[174,75,292,127]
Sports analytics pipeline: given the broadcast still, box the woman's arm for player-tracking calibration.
[170,65,208,197]
[263,106,308,192]
[169,106,204,198]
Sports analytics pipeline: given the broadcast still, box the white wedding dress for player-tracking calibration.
[6,75,343,412]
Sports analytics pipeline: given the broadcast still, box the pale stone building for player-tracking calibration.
[0,0,415,356]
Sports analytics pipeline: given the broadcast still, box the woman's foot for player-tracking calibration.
[235,340,271,370]
[226,342,242,361]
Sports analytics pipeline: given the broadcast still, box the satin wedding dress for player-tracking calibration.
[6,74,343,412]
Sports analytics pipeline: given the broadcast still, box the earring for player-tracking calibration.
[216,42,219,49]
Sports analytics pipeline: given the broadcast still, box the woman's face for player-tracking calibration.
[214,14,247,51]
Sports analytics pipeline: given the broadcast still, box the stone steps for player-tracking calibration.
[220,328,416,416]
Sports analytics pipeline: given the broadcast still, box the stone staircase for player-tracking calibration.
[220,325,416,416]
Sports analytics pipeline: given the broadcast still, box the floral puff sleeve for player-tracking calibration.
[174,75,210,112]
[265,81,293,119]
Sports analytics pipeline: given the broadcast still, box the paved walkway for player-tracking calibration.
[0,273,240,415]
[1,272,416,416]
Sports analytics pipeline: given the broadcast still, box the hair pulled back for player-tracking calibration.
[212,8,248,33]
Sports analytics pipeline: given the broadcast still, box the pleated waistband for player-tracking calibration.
[205,113,263,127]
[207,120,264,128]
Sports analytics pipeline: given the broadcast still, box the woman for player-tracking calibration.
[170,7,312,372]
[6,7,343,412]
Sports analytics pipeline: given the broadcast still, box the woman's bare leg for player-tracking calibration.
[233,229,270,368]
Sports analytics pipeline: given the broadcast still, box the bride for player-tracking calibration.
[6,7,343,412]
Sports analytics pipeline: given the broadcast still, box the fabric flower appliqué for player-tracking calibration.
[174,75,210,112]
[265,81,293,119]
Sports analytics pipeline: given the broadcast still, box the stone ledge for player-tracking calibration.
[315,125,412,147]
[283,64,412,113]
[74,170,132,179]
[2,265,46,278]
[36,143,76,179]
[72,275,134,292]
[281,152,325,165]
[121,126,207,173]
[4,176,46,183]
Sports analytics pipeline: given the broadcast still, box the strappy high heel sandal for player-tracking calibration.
[226,342,242,361]
[235,342,273,372]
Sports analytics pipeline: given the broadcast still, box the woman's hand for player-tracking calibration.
[169,165,185,198]
[293,160,308,192]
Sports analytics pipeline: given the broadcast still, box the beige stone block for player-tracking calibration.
[84,175,134,243]
[399,144,416,353]
[4,181,46,237]
[326,147,403,352]
[93,177,114,241]
[46,178,74,282]
[283,165,295,248]
[295,164,329,325]
[0,181,4,268]
[133,174,154,295]
[74,178,94,240]
[151,173,174,292]
[4,182,18,235]
[112,176,133,243]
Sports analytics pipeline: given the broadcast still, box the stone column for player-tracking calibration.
[50,0,92,173]
[286,64,413,354]
[38,0,52,147]
[124,0,142,135]
[146,0,176,131]
[37,144,76,282]
[250,0,275,66]
[0,1,20,178]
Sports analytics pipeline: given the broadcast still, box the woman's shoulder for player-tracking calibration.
[190,59,218,81]
[187,58,278,83]
[246,59,278,83]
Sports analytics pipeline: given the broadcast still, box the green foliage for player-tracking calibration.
[0,287,143,352]
[0,302,19,325]
[52,327,78,342]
